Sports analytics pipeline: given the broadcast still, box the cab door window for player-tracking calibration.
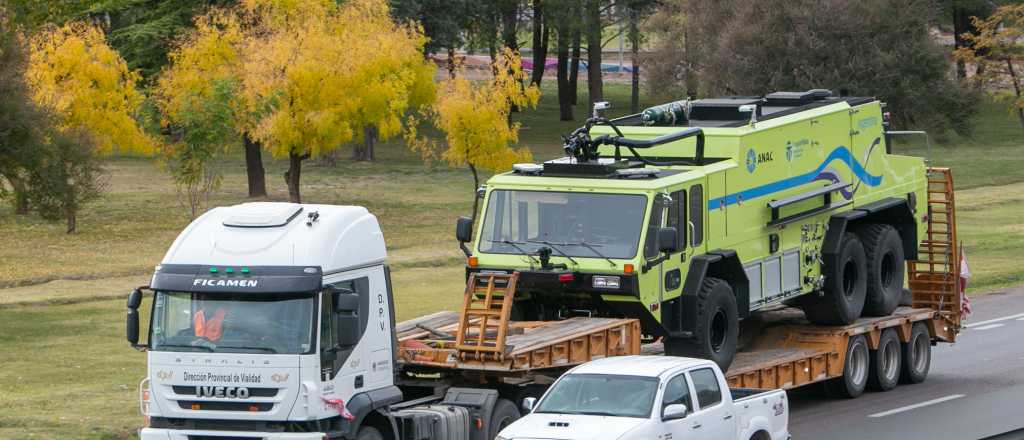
[690,367,723,409]
[689,184,704,247]
[667,190,687,251]
[643,197,665,259]
[320,276,369,380]
[661,373,694,418]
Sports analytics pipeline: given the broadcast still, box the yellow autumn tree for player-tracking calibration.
[239,0,436,202]
[955,5,1024,129]
[27,22,153,155]
[412,48,540,221]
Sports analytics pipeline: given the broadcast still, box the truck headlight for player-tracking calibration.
[592,276,621,289]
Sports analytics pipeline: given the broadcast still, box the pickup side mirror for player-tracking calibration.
[662,403,688,420]
[456,216,473,243]
[521,397,537,413]
[658,227,678,253]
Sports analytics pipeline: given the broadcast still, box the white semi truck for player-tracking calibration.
[126,203,534,440]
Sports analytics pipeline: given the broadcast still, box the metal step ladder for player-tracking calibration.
[907,167,962,331]
[455,272,519,361]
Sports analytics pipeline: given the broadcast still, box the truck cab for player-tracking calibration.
[128,203,402,439]
[462,90,929,371]
[496,355,790,440]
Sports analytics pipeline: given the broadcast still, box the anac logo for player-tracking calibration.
[745,148,774,173]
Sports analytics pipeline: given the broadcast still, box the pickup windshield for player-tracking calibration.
[478,190,647,259]
[534,374,659,418]
[150,291,315,355]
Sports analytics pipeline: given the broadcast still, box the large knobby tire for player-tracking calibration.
[824,334,869,398]
[868,328,902,391]
[855,224,905,316]
[488,398,521,440]
[664,277,739,372]
[803,233,867,325]
[900,322,931,384]
[355,426,383,440]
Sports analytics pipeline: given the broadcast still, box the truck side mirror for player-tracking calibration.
[126,288,145,347]
[658,227,679,253]
[662,403,688,420]
[331,290,359,313]
[328,287,361,347]
[521,397,537,413]
[456,216,473,243]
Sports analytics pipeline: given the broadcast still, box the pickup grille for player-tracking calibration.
[188,436,262,440]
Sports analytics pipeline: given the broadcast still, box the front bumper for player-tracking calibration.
[140,427,325,440]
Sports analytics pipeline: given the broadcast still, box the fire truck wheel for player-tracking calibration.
[664,277,738,372]
[901,322,931,384]
[803,233,867,325]
[856,224,905,316]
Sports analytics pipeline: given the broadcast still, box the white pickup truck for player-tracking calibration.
[497,355,789,440]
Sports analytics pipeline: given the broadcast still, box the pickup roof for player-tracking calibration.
[497,355,789,440]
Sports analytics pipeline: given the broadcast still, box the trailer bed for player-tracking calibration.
[397,311,642,372]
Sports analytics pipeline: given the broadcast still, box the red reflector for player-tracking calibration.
[475,418,483,429]
[249,404,260,412]
[558,273,574,283]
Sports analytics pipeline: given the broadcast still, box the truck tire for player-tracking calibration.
[664,277,739,372]
[355,426,383,440]
[488,398,521,440]
[900,322,931,384]
[868,328,901,391]
[803,233,867,325]
[824,334,869,398]
[855,224,904,316]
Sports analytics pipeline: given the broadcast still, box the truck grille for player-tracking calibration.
[177,401,274,412]
[172,386,280,398]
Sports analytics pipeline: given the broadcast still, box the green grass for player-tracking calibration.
[0,83,1021,439]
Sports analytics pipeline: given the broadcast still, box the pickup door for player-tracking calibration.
[663,366,737,438]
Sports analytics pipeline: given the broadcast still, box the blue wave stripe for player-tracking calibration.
[707,146,882,210]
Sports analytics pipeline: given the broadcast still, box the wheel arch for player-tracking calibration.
[346,386,403,440]
[663,250,750,337]
[823,197,919,263]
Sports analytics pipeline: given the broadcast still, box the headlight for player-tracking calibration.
[592,275,621,289]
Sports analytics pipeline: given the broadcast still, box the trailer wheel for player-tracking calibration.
[664,277,738,372]
[803,233,867,325]
[869,328,902,391]
[900,322,931,384]
[355,426,383,440]
[488,398,521,440]
[855,224,904,316]
[824,334,869,398]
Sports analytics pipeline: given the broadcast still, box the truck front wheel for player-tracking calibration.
[803,233,867,325]
[355,426,383,440]
[664,277,738,372]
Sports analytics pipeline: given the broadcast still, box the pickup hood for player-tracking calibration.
[147,351,304,421]
[499,413,647,440]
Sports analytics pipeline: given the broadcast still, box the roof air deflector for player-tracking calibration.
[223,203,304,228]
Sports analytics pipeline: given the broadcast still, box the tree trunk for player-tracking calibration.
[468,162,481,225]
[501,0,519,51]
[569,29,581,105]
[352,125,377,161]
[629,3,640,113]
[530,0,549,86]
[953,5,969,80]
[64,188,76,234]
[243,134,267,198]
[447,46,457,79]
[1007,58,1024,130]
[557,27,574,121]
[8,176,29,215]
[284,151,307,203]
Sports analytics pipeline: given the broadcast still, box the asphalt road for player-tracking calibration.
[788,288,1024,440]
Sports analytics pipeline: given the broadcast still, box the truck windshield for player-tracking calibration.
[534,374,659,418]
[478,190,647,259]
[150,291,315,355]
